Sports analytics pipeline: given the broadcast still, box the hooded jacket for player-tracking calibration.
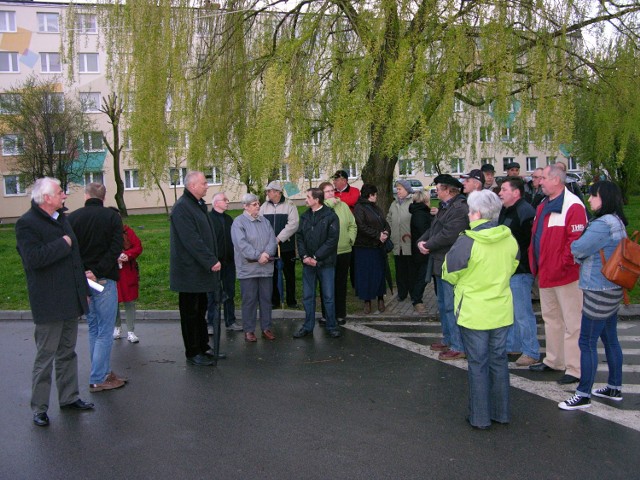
[443,219,519,330]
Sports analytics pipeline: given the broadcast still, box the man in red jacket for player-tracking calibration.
[528,164,588,384]
[333,170,360,211]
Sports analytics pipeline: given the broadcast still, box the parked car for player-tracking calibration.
[392,178,424,195]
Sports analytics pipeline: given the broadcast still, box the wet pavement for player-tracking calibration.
[2,311,640,479]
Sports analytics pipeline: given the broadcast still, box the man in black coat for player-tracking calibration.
[16,178,93,427]
[170,171,221,366]
[207,192,242,333]
[68,183,125,393]
[293,187,341,339]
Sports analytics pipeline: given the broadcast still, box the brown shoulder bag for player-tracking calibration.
[600,231,640,305]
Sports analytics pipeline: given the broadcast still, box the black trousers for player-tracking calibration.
[394,253,414,300]
[272,249,297,307]
[179,292,210,358]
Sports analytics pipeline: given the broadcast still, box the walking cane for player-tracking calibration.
[211,281,226,365]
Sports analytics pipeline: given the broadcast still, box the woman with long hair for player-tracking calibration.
[559,181,628,410]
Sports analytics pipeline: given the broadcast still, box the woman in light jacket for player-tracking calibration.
[559,181,628,410]
[387,179,414,301]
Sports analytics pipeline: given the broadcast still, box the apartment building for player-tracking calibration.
[0,0,576,222]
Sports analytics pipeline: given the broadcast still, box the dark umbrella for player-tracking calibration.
[276,244,284,303]
[384,248,394,295]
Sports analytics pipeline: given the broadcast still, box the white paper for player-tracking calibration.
[88,278,104,292]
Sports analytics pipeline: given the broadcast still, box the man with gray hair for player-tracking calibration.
[16,178,94,426]
[231,193,278,342]
[69,182,125,392]
[528,164,588,384]
[170,171,221,366]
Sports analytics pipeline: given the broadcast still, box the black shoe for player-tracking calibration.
[337,318,347,326]
[293,328,312,338]
[529,362,554,372]
[558,374,580,385]
[205,349,227,360]
[318,318,327,326]
[187,354,216,366]
[327,329,342,338]
[60,399,95,410]
[33,412,49,427]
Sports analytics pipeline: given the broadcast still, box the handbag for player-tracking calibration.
[600,230,640,304]
[383,237,394,254]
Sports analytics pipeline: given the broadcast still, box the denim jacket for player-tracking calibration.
[571,214,627,291]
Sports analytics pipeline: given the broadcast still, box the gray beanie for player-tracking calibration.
[395,179,414,194]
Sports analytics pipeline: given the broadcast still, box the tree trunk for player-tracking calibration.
[361,150,398,215]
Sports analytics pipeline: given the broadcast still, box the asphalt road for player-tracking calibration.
[2,317,640,479]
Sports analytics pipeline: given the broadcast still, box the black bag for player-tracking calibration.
[383,238,394,254]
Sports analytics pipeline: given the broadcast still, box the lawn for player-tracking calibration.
[2,197,640,311]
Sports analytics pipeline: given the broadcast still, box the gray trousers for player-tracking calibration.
[239,277,273,333]
[31,318,80,414]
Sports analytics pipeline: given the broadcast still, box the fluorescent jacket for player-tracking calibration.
[443,219,519,330]
[324,197,357,255]
[528,188,588,288]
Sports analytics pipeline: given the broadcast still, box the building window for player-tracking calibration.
[50,132,65,153]
[342,162,359,179]
[78,53,99,73]
[479,126,493,143]
[0,52,19,73]
[0,11,16,32]
[278,164,290,182]
[526,156,537,171]
[568,156,578,170]
[502,157,515,171]
[306,130,321,146]
[527,127,535,143]
[2,135,24,156]
[544,130,554,143]
[450,124,463,144]
[80,92,101,112]
[83,172,103,185]
[0,93,21,114]
[83,131,103,152]
[37,13,59,33]
[4,174,26,195]
[500,127,513,143]
[453,98,464,112]
[45,93,65,113]
[169,167,188,187]
[546,156,557,166]
[398,159,414,176]
[122,130,133,150]
[76,14,97,34]
[124,169,140,189]
[205,166,222,185]
[450,157,464,174]
[480,157,495,167]
[304,165,321,181]
[40,53,62,73]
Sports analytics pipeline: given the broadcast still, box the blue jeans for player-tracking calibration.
[506,273,540,359]
[435,276,463,352]
[207,261,237,327]
[87,279,118,384]
[302,265,337,332]
[460,326,510,427]
[576,312,623,397]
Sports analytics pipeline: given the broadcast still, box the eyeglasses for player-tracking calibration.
[249,201,260,207]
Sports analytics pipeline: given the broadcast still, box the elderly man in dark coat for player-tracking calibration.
[170,171,221,366]
[16,177,93,427]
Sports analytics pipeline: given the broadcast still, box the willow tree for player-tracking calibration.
[70,0,640,210]
[574,41,640,201]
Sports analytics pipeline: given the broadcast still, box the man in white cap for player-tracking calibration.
[260,180,300,308]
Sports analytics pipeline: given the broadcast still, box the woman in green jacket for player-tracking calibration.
[443,190,519,430]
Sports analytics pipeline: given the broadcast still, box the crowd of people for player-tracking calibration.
[15,162,629,430]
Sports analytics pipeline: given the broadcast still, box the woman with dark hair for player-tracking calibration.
[559,181,628,410]
[353,184,391,314]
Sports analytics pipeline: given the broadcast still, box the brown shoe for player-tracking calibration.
[245,332,257,343]
[413,303,426,314]
[363,301,371,314]
[378,299,386,312]
[262,330,276,340]
[430,342,449,352]
[106,371,128,383]
[439,350,466,361]
[90,377,125,392]
[515,354,538,367]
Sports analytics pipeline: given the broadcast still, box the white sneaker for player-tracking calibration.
[127,331,139,343]
[207,325,214,335]
[113,327,122,339]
